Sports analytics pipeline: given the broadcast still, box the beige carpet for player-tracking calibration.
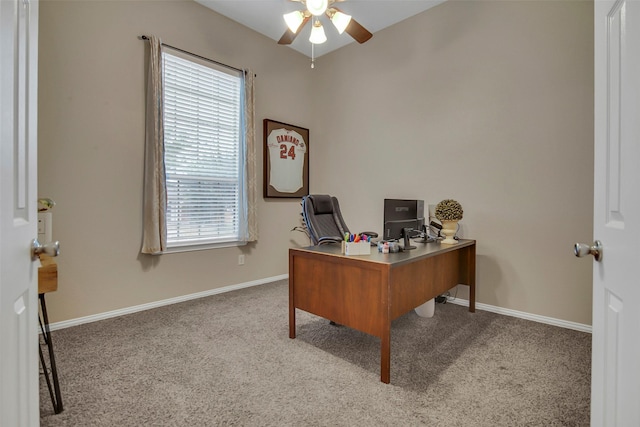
[39,280,591,426]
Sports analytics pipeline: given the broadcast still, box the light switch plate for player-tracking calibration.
[37,212,53,243]
[428,204,437,220]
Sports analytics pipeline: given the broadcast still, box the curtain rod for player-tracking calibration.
[139,35,246,74]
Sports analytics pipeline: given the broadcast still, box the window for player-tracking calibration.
[161,47,247,250]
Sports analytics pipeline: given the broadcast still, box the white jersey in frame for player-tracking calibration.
[267,128,307,193]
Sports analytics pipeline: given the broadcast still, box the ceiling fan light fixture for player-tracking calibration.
[330,10,352,34]
[309,21,327,44]
[306,0,328,16]
[283,10,305,33]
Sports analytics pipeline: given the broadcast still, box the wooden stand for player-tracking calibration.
[38,254,63,414]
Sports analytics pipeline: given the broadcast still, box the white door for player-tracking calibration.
[0,0,40,425]
[590,0,640,425]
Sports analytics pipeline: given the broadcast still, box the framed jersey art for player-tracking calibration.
[263,119,309,198]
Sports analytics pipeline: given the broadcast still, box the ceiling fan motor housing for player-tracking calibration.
[306,0,329,16]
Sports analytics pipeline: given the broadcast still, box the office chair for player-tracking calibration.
[301,194,378,246]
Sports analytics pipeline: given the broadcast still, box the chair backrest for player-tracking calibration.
[301,195,350,245]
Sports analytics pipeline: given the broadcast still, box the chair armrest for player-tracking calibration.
[318,236,344,245]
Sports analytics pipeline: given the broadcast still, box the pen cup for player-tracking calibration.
[345,241,371,255]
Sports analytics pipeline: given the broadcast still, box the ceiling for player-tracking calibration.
[195,0,446,58]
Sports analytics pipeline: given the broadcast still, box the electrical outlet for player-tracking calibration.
[238,254,245,265]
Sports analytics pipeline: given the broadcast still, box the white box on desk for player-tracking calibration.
[343,241,371,256]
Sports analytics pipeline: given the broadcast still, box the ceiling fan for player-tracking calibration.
[278,0,373,46]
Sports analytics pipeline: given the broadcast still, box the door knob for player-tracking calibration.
[31,239,60,260]
[573,240,603,262]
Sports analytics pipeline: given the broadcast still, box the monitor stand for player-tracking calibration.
[402,228,416,250]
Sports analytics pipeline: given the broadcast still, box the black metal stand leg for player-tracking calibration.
[39,293,63,414]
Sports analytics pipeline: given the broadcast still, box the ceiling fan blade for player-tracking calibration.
[344,17,372,44]
[330,7,372,44]
[278,15,310,45]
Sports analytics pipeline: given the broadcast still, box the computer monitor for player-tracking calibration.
[383,199,425,250]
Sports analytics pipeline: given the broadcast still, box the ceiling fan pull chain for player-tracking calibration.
[311,43,315,69]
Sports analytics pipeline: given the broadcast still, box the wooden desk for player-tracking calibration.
[289,239,476,384]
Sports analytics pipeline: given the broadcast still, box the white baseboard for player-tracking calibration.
[446,297,592,333]
[48,274,592,335]
[47,274,288,332]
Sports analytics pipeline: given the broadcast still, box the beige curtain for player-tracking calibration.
[141,35,167,254]
[244,70,258,242]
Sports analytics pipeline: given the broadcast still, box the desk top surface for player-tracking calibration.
[291,239,475,267]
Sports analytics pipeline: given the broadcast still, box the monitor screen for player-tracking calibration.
[384,219,421,241]
[383,199,425,241]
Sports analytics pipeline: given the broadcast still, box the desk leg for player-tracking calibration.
[458,243,476,313]
[289,305,296,339]
[380,325,391,384]
[39,293,63,414]
[469,283,476,313]
[288,269,296,339]
[468,244,476,313]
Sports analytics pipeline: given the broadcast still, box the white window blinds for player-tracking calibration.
[161,47,246,248]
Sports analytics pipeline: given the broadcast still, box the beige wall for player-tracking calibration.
[38,0,312,322]
[38,0,594,325]
[311,0,594,324]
